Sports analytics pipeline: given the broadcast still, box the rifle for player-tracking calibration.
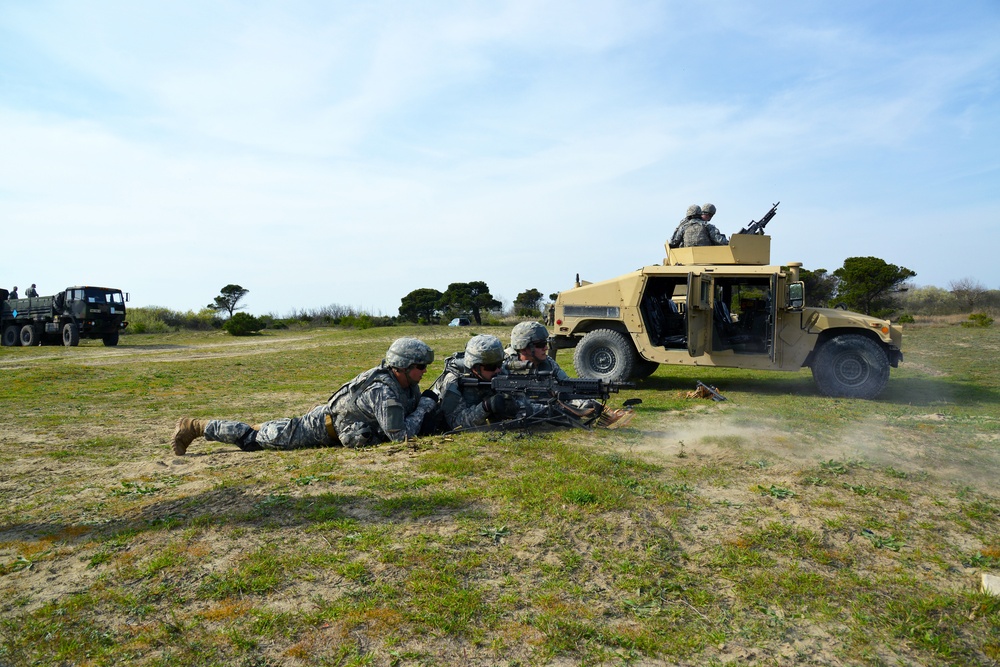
[451,372,639,433]
[737,201,780,235]
[695,380,727,402]
[459,371,634,403]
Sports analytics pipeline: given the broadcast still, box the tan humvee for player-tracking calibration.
[548,234,903,399]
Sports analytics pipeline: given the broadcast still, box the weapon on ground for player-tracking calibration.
[737,201,780,235]
[689,380,727,402]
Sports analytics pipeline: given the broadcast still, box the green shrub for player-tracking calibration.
[897,314,915,324]
[124,307,172,334]
[223,312,265,336]
[961,313,994,328]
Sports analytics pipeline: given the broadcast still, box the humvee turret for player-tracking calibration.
[548,233,902,399]
[1,286,128,347]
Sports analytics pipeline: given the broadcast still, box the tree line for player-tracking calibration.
[126,256,997,337]
[397,282,545,324]
[801,257,999,319]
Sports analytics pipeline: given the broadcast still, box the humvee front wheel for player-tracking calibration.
[62,322,80,347]
[632,358,660,379]
[811,334,889,399]
[573,329,637,382]
[2,325,20,346]
[103,332,120,347]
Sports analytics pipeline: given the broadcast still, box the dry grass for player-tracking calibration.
[1,323,999,665]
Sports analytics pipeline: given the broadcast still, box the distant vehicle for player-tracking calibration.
[448,317,472,327]
[1,285,129,347]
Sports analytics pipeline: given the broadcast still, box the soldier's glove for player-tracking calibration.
[483,394,519,419]
[421,389,439,401]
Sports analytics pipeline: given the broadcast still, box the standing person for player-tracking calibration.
[504,321,632,427]
[25,284,38,298]
[171,338,438,455]
[9,286,17,299]
[669,204,728,248]
[428,334,519,431]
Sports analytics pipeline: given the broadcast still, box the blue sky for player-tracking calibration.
[2,1,998,316]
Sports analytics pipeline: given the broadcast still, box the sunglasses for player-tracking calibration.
[479,363,501,372]
[410,364,427,371]
[532,341,549,349]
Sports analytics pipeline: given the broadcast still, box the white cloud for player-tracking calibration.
[2,0,999,315]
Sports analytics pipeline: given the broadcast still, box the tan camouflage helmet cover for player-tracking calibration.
[385,337,435,368]
[510,321,549,351]
[464,334,504,367]
[701,203,716,216]
[686,204,702,217]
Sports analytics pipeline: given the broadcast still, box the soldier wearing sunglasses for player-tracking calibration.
[505,321,632,428]
[170,337,439,455]
[427,334,521,431]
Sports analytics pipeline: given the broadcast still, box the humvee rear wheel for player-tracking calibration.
[19,325,39,347]
[573,329,637,382]
[811,334,889,399]
[62,322,81,347]
[103,332,120,347]
[2,325,20,346]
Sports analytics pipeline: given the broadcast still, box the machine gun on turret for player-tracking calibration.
[737,201,780,235]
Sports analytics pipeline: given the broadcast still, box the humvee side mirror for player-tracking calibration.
[787,282,804,310]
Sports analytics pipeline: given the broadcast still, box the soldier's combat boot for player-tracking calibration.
[172,418,208,456]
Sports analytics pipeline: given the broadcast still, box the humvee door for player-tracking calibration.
[686,272,712,357]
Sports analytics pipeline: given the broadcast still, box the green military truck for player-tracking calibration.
[1,286,129,347]
[548,232,903,399]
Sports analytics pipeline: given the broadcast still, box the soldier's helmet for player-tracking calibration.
[686,204,702,218]
[464,334,504,368]
[701,203,716,216]
[510,321,549,351]
[385,338,434,369]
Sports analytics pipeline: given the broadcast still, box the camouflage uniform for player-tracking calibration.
[173,338,436,454]
[678,219,728,247]
[428,334,521,430]
[504,321,601,417]
[669,205,728,248]
[429,353,497,430]
[669,205,701,249]
[204,364,429,450]
[25,285,38,298]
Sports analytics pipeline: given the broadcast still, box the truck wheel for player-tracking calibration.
[632,358,660,379]
[2,325,20,346]
[62,322,81,347]
[102,332,120,347]
[573,329,637,382]
[19,325,39,347]
[811,334,889,399]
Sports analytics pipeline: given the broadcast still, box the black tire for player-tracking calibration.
[573,329,637,382]
[811,334,890,399]
[103,331,120,347]
[2,325,20,347]
[19,325,39,347]
[632,358,660,380]
[62,322,81,347]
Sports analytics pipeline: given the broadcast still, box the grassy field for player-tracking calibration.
[1,323,998,666]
